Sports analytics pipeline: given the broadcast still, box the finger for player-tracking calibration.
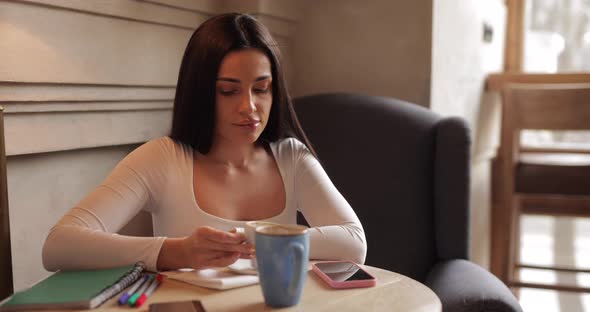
[186,250,226,267]
[198,226,245,244]
[230,227,245,235]
[202,240,254,254]
[228,228,247,242]
[186,250,229,270]
[206,252,240,268]
[200,250,230,261]
[239,253,255,259]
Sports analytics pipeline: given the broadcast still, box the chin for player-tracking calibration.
[248,133,263,143]
[243,128,264,142]
[224,126,265,145]
[236,133,262,145]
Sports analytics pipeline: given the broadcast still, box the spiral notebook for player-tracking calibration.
[0,262,145,311]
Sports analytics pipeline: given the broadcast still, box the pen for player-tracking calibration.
[118,274,149,305]
[128,274,155,307]
[134,274,164,308]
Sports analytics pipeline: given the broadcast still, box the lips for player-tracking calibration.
[235,120,260,126]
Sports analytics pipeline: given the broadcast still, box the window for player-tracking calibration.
[524,0,590,73]
[512,0,590,148]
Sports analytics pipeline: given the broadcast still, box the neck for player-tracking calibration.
[200,139,263,169]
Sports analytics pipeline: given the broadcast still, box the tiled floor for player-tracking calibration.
[518,215,590,312]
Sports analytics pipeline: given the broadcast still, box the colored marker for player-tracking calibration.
[128,274,155,307]
[134,274,164,308]
[118,274,149,305]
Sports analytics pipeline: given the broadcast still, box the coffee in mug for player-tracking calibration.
[244,221,278,246]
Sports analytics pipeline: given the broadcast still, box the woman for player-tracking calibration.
[42,13,366,272]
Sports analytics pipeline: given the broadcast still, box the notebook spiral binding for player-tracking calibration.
[89,262,146,308]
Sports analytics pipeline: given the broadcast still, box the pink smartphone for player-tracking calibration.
[312,261,377,289]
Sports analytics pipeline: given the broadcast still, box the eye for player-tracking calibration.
[219,89,238,96]
[253,83,271,94]
[254,88,270,94]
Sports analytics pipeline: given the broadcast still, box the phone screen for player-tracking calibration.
[314,262,374,282]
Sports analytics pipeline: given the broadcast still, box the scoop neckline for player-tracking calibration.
[188,141,289,223]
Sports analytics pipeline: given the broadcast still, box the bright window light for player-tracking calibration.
[520,288,559,312]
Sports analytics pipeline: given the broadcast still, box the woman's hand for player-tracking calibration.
[157,226,254,271]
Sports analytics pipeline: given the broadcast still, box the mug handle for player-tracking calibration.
[287,242,305,296]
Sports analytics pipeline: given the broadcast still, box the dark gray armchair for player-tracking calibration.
[293,93,522,312]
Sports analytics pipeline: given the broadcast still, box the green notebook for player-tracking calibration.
[0,263,145,311]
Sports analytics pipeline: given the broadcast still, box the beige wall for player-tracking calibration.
[2,0,299,291]
[290,0,433,106]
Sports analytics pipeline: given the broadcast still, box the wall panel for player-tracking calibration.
[1,1,191,85]
[19,0,210,29]
[5,110,171,156]
[143,0,219,14]
[1,83,175,102]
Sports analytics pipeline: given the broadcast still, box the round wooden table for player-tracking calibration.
[92,264,441,312]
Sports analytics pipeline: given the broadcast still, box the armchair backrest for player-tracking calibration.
[293,93,470,282]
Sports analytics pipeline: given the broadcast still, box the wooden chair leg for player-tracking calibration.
[508,197,522,298]
[491,156,512,285]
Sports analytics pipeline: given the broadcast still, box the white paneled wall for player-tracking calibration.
[1,0,300,290]
[430,0,506,268]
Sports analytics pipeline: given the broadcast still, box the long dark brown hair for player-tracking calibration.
[169,13,315,156]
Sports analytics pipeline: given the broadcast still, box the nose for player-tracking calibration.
[238,91,256,114]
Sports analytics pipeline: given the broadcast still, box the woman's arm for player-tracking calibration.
[292,140,367,264]
[42,139,169,272]
[42,138,254,272]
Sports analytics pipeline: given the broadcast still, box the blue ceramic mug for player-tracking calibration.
[255,224,309,308]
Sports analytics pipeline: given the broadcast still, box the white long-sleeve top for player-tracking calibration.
[42,136,366,272]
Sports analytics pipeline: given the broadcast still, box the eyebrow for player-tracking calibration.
[216,75,271,83]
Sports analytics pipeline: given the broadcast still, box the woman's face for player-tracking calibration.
[214,48,273,146]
